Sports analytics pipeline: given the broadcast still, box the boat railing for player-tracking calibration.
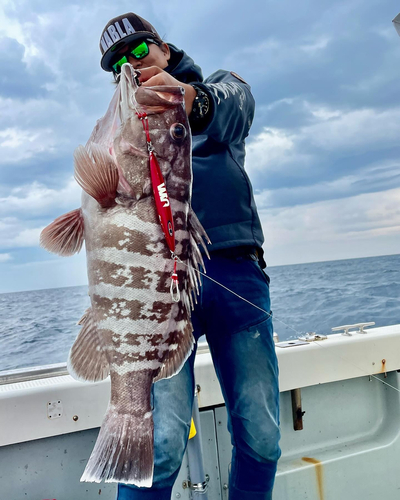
[0,340,211,386]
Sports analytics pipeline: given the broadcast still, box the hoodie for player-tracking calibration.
[165,44,265,264]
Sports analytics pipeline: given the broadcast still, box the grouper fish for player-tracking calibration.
[40,63,209,486]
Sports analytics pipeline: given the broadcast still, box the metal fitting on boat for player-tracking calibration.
[298,332,328,342]
[331,322,375,336]
[188,474,210,493]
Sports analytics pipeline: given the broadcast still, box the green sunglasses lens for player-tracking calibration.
[112,55,128,73]
[111,41,152,73]
[130,41,149,59]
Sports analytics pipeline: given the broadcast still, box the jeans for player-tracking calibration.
[117,255,281,499]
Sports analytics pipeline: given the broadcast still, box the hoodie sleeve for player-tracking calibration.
[190,70,255,144]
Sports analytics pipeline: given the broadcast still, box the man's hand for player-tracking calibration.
[138,67,197,117]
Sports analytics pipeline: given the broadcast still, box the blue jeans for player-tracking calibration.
[117,255,281,499]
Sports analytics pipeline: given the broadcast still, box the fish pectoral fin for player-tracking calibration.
[153,321,195,383]
[40,208,84,256]
[67,308,110,382]
[74,143,119,208]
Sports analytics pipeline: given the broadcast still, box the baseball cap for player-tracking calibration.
[100,13,162,72]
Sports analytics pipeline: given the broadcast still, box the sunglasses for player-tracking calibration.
[111,40,157,74]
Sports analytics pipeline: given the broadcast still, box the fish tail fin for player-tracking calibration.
[81,407,154,486]
[81,372,154,485]
[40,208,84,256]
[74,143,119,208]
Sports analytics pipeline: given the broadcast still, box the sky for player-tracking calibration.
[0,0,400,293]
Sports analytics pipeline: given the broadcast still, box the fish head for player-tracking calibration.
[114,63,191,200]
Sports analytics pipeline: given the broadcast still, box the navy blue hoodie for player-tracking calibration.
[165,45,265,263]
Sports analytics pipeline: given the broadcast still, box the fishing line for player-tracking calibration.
[177,258,309,335]
[178,258,400,395]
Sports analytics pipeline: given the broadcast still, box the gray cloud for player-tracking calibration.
[0,37,54,99]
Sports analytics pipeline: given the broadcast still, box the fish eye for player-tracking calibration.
[170,123,186,142]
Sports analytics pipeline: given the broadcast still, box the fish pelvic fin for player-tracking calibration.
[67,308,110,382]
[40,208,84,256]
[74,143,119,208]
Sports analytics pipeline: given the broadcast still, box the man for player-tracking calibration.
[99,13,280,500]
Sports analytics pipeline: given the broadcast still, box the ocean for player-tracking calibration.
[0,253,399,373]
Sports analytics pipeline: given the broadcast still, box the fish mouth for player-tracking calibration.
[118,63,185,116]
[119,63,141,121]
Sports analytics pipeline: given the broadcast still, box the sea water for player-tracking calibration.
[0,254,399,372]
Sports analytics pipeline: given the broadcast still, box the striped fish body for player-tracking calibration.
[40,64,209,486]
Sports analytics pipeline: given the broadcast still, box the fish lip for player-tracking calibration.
[120,63,138,87]
[120,63,140,111]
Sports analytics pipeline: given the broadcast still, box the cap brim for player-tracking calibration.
[101,32,158,71]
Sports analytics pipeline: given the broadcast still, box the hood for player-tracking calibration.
[165,44,203,84]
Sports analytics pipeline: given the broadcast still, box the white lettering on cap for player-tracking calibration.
[100,37,108,52]
[115,22,125,38]
[101,18,136,53]
[101,31,113,50]
[122,18,135,35]
[107,25,120,43]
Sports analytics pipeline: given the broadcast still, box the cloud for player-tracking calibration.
[0,253,12,262]
[246,103,400,198]
[254,159,400,209]
[260,187,400,265]
[0,177,82,252]
[0,36,54,99]
[0,127,57,163]
[10,227,43,247]
[0,218,43,250]
[0,178,81,217]
[300,37,331,54]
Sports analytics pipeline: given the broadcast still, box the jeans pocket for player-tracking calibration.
[253,261,270,287]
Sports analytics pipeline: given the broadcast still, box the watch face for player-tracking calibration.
[199,99,209,117]
[194,90,209,118]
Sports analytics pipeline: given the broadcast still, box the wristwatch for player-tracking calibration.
[190,85,211,130]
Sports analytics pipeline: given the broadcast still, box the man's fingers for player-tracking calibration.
[141,74,169,87]
[138,66,162,83]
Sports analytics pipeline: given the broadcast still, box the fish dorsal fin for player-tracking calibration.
[74,143,119,208]
[67,308,110,382]
[40,208,84,257]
